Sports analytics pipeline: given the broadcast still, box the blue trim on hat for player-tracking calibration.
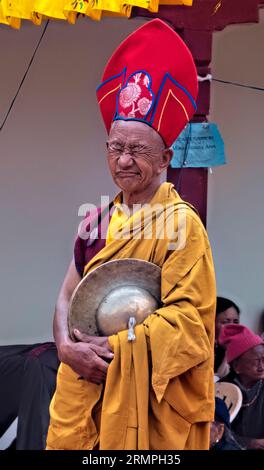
[113,116,154,126]
[96,67,127,92]
[149,72,197,125]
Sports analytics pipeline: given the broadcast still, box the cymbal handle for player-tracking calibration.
[128,316,136,342]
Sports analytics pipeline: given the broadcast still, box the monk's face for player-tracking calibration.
[107,120,172,195]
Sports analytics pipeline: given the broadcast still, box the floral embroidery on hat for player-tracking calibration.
[138,97,152,116]
[119,82,141,109]
[117,71,154,120]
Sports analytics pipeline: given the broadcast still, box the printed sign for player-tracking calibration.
[170,122,226,168]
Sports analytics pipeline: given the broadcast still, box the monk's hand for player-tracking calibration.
[60,334,114,385]
[73,328,112,355]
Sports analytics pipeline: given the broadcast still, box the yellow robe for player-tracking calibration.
[46,183,216,450]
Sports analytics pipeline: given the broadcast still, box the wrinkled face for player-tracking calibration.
[234,344,264,382]
[215,307,240,341]
[107,120,171,195]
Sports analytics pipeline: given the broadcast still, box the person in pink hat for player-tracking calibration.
[219,324,264,449]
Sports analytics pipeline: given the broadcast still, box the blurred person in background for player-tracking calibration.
[219,324,264,449]
[210,397,242,450]
[214,297,240,380]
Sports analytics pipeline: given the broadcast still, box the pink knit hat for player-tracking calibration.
[219,324,264,363]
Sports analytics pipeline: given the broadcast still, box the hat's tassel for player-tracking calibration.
[128,316,136,342]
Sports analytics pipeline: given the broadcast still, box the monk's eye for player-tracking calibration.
[129,146,146,156]
[108,143,124,154]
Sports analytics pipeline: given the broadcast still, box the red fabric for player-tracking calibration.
[74,204,114,277]
[167,166,208,226]
[219,324,264,363]
[96,19,198,147]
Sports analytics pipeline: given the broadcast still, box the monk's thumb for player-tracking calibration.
[74,328,90,342]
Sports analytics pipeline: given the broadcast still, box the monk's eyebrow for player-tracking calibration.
[128,143,145,149]
[107,138,152,151]
[128,141,151,149]
[107,139,123,145]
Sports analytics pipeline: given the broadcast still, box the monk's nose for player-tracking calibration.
[117,152,134,168]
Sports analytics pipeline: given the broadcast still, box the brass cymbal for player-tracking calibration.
[68,258,161,338]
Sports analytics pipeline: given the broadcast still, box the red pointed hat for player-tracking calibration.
[96,19,198,147]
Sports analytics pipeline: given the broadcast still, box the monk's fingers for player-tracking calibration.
[76,363,107,384]
[79,354,108,376]
[89,336,112,350]
[84,365,108,384]
[69,343,110,383]
[86,375,105,385]
[89,343,114,360]
[93,355,110,374]
[80,371,105,385]
[73,329,93,343]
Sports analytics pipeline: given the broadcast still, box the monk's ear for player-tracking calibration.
[160,148,173,170]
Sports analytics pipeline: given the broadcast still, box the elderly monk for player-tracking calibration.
[46,19,216,450]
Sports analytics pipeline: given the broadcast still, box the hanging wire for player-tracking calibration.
[0,20,50,133]
[212,78,264,92]
[1,24,263,134]
[198,74,264,92]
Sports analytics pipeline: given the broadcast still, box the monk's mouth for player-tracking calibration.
[116,173,140,177]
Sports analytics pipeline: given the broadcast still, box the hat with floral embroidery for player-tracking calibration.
[96,19,198,147]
